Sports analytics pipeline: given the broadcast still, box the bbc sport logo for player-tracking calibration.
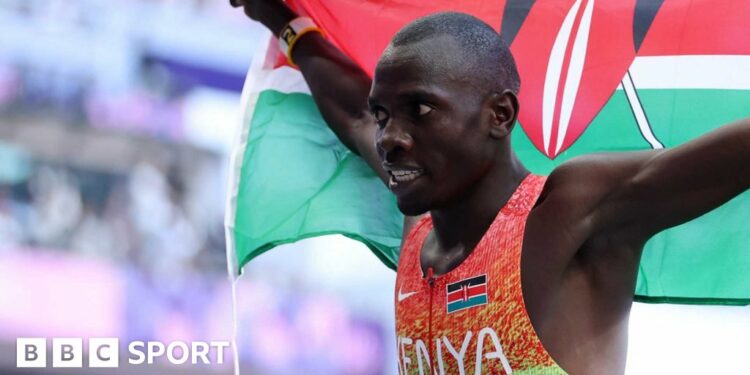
[16,338,231,368]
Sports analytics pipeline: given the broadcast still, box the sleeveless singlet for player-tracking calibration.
[394,174,567,375]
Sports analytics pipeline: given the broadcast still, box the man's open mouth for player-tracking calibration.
[389,169,425,183]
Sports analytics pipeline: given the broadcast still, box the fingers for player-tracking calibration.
[229,0,253,20]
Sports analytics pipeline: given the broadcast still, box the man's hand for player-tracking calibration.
[230,0,297,36]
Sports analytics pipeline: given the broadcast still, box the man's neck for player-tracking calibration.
[429,152,529,260]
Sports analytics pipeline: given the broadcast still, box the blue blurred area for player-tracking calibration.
[0,1,396,374]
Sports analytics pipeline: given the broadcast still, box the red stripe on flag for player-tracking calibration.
[467,284,487,298]
[447,284,487,303]
[447,289,463,303]
[287,0,507,76]
[638,0,750,56]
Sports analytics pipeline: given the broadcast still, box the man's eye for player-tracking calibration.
[417,104,433,116]
[373,109,388,123]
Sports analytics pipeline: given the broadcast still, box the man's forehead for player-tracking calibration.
[378,34,460,68]
[373,35,465,90]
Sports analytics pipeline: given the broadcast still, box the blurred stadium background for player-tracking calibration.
[0,1,747,374]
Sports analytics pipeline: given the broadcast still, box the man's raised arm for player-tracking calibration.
[233,0,388,185]
[552,118,750,249]
[614,119,749,238]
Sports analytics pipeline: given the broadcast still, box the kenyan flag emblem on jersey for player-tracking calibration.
[446,275,488,314]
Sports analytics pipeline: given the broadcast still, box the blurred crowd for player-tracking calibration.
[0,0,236,286]
[0,0,238,358]
[0,160,227,276]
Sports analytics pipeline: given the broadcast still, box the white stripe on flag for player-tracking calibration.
[621,71,664,149]
[542,0,583,154]
[625,55,750,90]
[225,29,270,279]
[556,0,595,155]
[250,51,311,95]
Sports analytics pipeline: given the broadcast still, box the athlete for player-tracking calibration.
[233,1,750,374]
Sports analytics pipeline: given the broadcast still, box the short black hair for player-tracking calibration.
[388,12,520,94]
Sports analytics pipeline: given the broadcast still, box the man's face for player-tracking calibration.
[369,36,497,216]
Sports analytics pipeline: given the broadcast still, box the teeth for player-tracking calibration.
[390,169,424,182]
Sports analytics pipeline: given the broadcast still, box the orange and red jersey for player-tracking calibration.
[394,174,567,375]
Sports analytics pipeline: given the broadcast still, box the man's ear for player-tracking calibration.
[488,90,519,139]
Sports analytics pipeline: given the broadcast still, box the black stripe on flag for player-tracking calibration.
[501,0,535,45]
[447,275,487,293]
[634,0,664,52]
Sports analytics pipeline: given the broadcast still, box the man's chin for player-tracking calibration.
[396,199,430,217]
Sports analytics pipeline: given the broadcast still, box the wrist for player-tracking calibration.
[278,16,323,67]
[260,5,297,36]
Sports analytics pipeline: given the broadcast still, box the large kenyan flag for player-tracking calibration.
[226,0,750,304]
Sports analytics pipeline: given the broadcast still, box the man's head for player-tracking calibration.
[368,12,521,215]
[385,12,520,95]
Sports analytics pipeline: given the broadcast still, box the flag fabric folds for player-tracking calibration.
[226,0,750,304]
[225,38,403,276]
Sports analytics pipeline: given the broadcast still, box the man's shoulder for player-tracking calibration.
[528,154,634,238]
[531,151,657,244]
[541,152,647,205]
[537,155,609,211]
[546,154,612,186]
[522,157,628,274]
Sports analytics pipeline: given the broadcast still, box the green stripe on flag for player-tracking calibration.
[447,295,489,313]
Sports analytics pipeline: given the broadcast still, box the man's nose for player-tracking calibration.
[376,120,413,155]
